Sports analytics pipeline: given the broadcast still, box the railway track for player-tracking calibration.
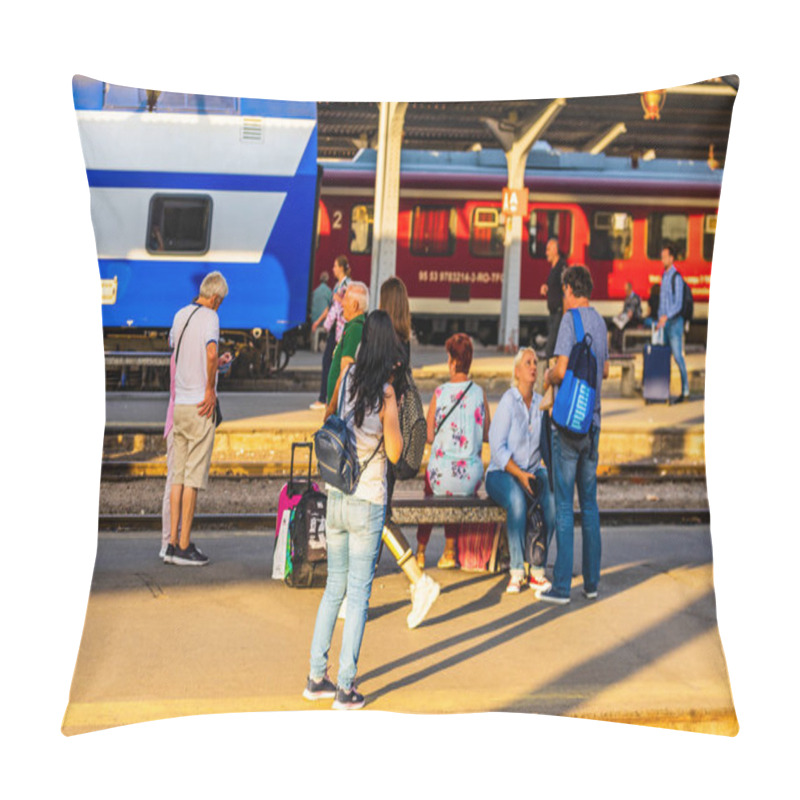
[100,461,706,481]
[98,507,709,532]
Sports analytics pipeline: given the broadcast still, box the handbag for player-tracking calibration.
[434,381,474,437]
[314,368,383,494]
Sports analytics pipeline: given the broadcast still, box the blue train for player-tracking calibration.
[73,76,319,375]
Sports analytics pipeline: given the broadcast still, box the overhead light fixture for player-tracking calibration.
[586,122,627,154]
[641,89,666,120]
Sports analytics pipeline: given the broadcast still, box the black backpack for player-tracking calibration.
[392,370,427,480]
[285,488,328,588]
[672,271,694,323]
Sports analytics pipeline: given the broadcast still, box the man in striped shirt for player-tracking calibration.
[656,245,690,403]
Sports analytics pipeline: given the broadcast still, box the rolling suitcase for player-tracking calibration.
[272,443,319,579]
[643,343,671,404]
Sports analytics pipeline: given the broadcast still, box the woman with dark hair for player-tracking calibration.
[303,310,404,710]
[415,333,491,570]
[377,277,441,629]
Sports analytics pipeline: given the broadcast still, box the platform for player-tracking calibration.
[62,522,736,736]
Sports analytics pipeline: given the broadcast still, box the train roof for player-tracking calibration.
[72,76,316,120]
[320,145,723,200]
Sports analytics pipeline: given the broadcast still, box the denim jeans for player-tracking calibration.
[551,425,601,598]
[309,490,385,691]
[665,316,688,396]
[485,467,555,575]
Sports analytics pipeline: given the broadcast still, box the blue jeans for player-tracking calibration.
[665,316,688,396]
[485,467,555,575]
[551,425,601,598]
[309,490,385,691]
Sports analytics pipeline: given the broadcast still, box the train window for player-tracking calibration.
[104,86,237,114]
[410,206,456,257]
[703,214,717,261]
[146,195,212,254]
[528,210,573,258]
[350,205,374,254]
[589,211,633,260]
[647,213,688,260]
[470,207,504,258]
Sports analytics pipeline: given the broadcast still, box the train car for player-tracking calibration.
[315,146,721,346]
[73,76,319,376]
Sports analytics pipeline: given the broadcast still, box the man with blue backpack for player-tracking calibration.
[539,265,609,605]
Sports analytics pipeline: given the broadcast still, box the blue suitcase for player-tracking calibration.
[643,343,671,403]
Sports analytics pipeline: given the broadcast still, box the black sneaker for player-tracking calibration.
[332,686,366,710]
[303,674,337,701]
[163,544,176,564]
[583,588,598,600]
[171,542,209,566]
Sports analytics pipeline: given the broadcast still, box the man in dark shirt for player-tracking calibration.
[539,237,568,359]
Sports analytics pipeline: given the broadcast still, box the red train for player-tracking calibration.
[314,146,720,345]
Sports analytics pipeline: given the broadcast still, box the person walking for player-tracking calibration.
[309,271,333,352]
[656,245,690,402]
[539,265,609,604]
[303,311,404,710]
[164,271,228,566]
[310,256,351,410]
[378,277,441,630]
[485,347,556,594]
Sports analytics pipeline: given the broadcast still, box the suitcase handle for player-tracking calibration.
[289,442,313,496]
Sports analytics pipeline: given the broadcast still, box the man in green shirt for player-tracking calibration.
[326,281,369,415]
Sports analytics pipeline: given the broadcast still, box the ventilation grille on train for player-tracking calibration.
[241,118,263,142]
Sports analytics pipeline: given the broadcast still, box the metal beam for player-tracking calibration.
[585,122,627,154]
[484,98,567,350]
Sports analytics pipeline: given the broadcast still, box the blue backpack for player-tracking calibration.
[551,309,597,436]
[314,368,383,494]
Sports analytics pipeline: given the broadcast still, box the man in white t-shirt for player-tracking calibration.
[164,271,228,566]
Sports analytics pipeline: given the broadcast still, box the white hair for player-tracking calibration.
[511,347,537,388]
[348,281,369,313]
[199,271,229,299]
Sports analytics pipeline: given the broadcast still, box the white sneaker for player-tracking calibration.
[407,574,440,629]
[159,544,168,559]
[309,401,326,410]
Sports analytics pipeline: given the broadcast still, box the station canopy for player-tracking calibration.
[317,77,738,165]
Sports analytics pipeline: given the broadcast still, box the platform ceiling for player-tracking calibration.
[317,77,738,165]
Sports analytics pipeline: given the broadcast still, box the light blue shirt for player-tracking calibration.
[486,387,544,475]
[658,265,683,320]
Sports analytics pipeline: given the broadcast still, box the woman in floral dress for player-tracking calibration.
[415,334,491,569]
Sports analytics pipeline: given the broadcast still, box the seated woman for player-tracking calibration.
[416,333,491,570]
[485,347,556,594]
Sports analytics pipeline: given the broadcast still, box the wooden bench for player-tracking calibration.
[622,328,652,353]
[608,353,636,397]
[390,489,507,572]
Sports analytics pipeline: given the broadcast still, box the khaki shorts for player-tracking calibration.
[172,404,216,490]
